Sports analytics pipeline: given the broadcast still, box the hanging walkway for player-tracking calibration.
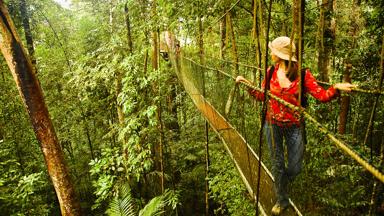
[168,46,302,215]
[165,32,384,214]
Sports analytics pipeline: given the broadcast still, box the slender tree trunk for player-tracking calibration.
[296,0,305,107]
[113,11,124,128]
[216,8,227,115]
[224,13,239,117]
[37,11,72,72]
[220,15,227,61]
[338,64,352,134]
[151,0,164,193]
[317,0,334,82]
[363,20,382,148]
[109,0,115,34]
[144,50,149,75]
[152,34,159,72]
[124,2,133,53]
[19,0,35,68]
[165,74,180,138]
[197,15,210,216]
[339,1,360,135]
[0,3,81,215]
[115,73,124,124]
[228,13,239,75]
[252,0,262,83]
[257,0,265,67]
[85,123,95,160]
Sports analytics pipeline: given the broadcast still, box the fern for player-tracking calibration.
[106,184,178,216]
[106,184,136,216]
[139,196,166,216]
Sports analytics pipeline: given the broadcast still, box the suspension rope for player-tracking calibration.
[211,0,242,29]
[209,55,263,70]
[193,0,242,42]
[183,55,384,183]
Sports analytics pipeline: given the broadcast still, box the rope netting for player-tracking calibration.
[169,51,302,215]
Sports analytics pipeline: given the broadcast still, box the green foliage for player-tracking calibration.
[1,0,384,215]
[209,145,255,216]
[106,183,179,216]
[106,184,136,216]
[89,147,124,210]
[14,172,45,201]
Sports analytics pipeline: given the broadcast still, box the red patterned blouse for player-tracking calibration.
[248,64,339,126]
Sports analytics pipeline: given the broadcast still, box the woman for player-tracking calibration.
[236,36,355,215]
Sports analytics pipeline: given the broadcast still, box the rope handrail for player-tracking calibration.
[183,55,384,183]
[317,81,384,95]
[192,55,384,96]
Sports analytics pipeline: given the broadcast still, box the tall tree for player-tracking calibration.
[224,12,239,116]
[252,0,262,83]
[124,2,133,54]
[338,64,352,134]
[151,0,164,193]
[0,2,81,215]
[317,0,335,82]
[19,0,35,68]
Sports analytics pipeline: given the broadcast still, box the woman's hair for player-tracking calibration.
[283,59,299,82]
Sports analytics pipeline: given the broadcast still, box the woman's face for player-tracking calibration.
[271,53,280,63]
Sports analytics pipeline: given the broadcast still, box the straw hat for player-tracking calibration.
[268,36,297,62]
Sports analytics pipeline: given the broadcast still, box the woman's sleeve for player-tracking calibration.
[248,86,264,101]
[247,67,273,101]
[304,69,339,102]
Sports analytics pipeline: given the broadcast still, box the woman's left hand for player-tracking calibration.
[334,83,357,92]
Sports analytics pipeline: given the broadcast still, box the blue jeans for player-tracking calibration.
[264,123,304,207]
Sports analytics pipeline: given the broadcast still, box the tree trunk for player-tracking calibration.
[297,0,305,106]
[124,2,133,53]
[257,0,265,68]
[115,73,125,125]
[220,16,226,61]
[364,35,384,145]
[317,0,334,82]
[0,3,81,215]
[109,0,115,33]
[19,0,35,68]
[224,13,239,117]
[198,15,210,216]
[252,0,262,83]
[217,14,227,114]
[338,64,352,134]
[151,0,164,193]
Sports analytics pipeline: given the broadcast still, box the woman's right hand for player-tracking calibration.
[236,76,251,85]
